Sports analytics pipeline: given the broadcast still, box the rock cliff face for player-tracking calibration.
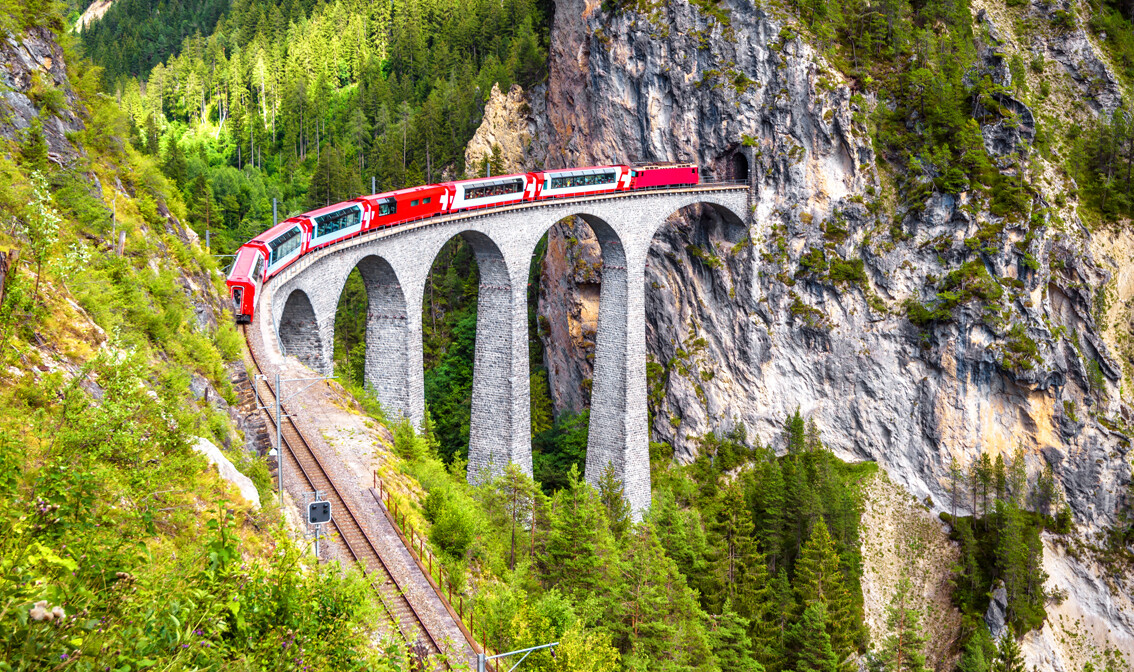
[521,0,1134,663]
[535,0,1132,524]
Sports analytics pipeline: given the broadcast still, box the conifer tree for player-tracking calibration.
[784,407,806,454]
[877,577,927,672]
[992,627,1025,672]
[786,602,839,672]
[597,460,631,542]
[794,517,857,658]
[494,463,536,570]
[768,568,796,667]
[614,523,716,671]
[20,118,49,172]
[143,112,160,156]
[540,464,612,597]
[751,451,786,571]
[710,600,763,672]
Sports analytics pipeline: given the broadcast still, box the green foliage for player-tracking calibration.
[876,577,928,672]
[943,452,1050,640]
[88,0,551,256]
[828,257,867,285]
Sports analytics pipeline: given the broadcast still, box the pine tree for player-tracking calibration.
[710,600,763,672]
[614,523,716,671]
[784,407,806,454]
[162,135,187,186]
[143,112,160,156]
[877,577,928,672]
[540,464,613,597]
[20,118,49,172]
[794,516,857,658]
[768,568,796,668]
[805,417,823,452]
[752,451,786,571]
[597,460,631,541]
[495,463,536,570]
[992,627,1025,672]
[786,601,839,672]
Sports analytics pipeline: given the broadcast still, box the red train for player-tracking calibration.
[227,163,700,322]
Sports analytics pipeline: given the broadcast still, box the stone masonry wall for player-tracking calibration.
[258,188,749,516]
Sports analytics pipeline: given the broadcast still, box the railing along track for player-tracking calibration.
[242,327,452,668]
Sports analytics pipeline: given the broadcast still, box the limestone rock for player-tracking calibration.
[191,437,261,510]
[463,83,540,176]
[0,26,85,162]
[985,582,1009,641]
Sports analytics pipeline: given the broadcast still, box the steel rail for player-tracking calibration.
[242,327,455,668]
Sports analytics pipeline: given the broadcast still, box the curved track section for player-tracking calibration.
[242,328,449,667]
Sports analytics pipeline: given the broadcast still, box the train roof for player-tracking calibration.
[251,217,305,244]
[393,183,448,196]
[444,172,530,187]
[229,245,260,278]
[356,191,398,204]
[631,161,697,170]
[304,200,363,219]
[540,164,624,176]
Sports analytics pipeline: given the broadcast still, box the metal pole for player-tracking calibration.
[272,198,278,227]
[205,229,210,250]
[477,653,486,672]
[314,524,320,559]
[276,372,283,509]
[372,176,376,194]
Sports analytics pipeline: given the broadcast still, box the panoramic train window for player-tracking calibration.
[269,226,302,265]
[466,179,523,200]
[378,200,396,216]
[314,206,362,239]
[547,172,616,190]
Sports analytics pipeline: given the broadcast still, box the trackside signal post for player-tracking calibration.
[255,372,335,509]
[477,642,558,672]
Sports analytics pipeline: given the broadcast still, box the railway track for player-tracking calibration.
[242,327,450,668]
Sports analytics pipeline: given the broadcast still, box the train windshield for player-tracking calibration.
[313,205,362,238]
[268,226,302,265]
[465,178,524,200]
[252,254,264,280]
[547,172,616,190]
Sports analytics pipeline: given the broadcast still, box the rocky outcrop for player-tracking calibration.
[0,26,84,162]
[535,0,1131,527]
[524,0,1133,660]
[463,83,542,177]
[191,437,261,509]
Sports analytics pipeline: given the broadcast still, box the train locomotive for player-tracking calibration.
[226,162,699,323]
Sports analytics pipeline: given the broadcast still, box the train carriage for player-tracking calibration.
[356,192,401,230]
[627,162,700,189]
[445,173,536,211]
[227,246,266,323]
[307,200,367,250]
[534,165,630,199]
[391,184,450,221]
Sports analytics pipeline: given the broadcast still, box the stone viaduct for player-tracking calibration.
[253,185,749,516]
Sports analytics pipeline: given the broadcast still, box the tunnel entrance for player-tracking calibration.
[731,152,749,183]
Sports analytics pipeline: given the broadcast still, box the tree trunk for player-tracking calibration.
[0,249,16,309]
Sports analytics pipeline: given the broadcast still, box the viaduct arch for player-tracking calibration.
[264,186,750,517]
